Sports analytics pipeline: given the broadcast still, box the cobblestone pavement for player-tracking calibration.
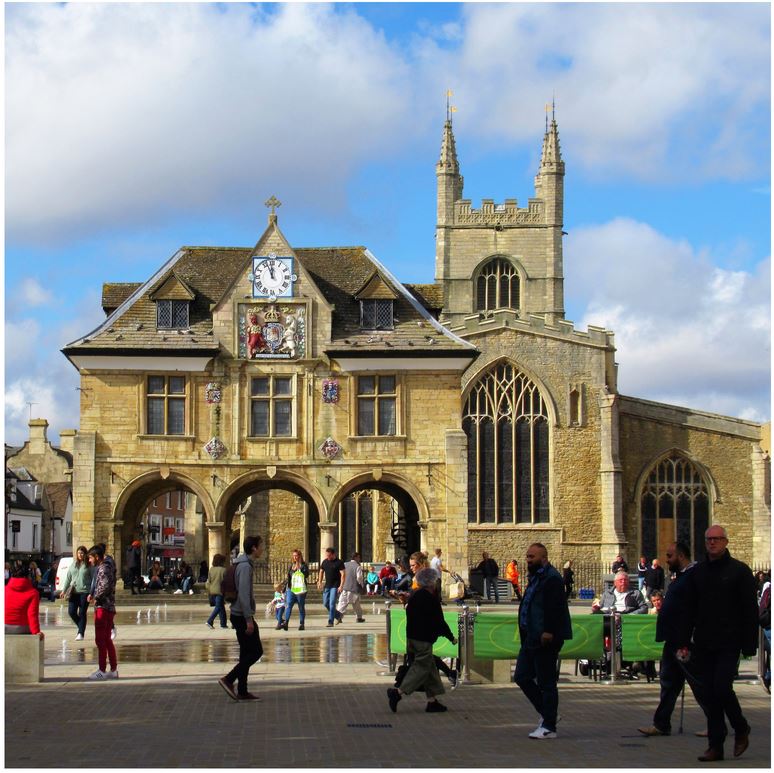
[5,601,771,769]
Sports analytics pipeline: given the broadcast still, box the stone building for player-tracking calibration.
[61,114,770,575]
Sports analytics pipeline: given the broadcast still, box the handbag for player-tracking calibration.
[63,585,73,601]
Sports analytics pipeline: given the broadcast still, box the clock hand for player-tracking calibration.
[268,264,275,280]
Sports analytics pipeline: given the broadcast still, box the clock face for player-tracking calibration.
[251,255,295,300]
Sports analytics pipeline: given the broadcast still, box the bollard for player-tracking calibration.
[385,599,395,673]
[461,605,471,685]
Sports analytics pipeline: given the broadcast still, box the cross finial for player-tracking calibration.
[264,195,281,216]
[25,401,38,421]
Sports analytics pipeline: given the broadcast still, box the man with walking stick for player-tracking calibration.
[637,541,697,738]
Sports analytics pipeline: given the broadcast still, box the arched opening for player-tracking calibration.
[475,258,520,313]
[463,361,550,524]
[639,451,712,562]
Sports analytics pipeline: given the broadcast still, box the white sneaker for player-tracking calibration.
[174,589,183,594]
[75,633,84,641]
[188,589,194,595]
[111,627,117,640]
[88,670,108,680]
[105,670,119,679]
[529,726,557,739]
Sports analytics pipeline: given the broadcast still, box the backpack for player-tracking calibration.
[222,564,238,603]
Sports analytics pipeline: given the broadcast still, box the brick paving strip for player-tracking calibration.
[5,603,771,768]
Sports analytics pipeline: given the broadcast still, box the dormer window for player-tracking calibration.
[156,299,189,329]
[360,299,393,330]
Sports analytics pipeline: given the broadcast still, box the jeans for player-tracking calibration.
[514,642,561,732]
[207,594,227,628]
[322,586,340,624]
[182,576,193,593]
[225,614,263,697]
[653,644,687,732]
[484,576,500,603]
[94,607,117,673]
[685,646,750,751]
[284,590,306,625]
[275,606,285,624]
[68,592,89,636]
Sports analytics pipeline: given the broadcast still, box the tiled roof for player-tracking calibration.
[65,242,475,357]
[406,283,444,313]
[43,482,72,517]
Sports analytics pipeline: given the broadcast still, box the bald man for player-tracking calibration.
[514,543,572,739]
[682,525,758,762]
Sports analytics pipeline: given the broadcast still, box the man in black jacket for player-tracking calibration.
[638,541,697,737]
[644,559,665,601]
[683,525,758,762]
[476,552,500,603]
[387,568,457,714]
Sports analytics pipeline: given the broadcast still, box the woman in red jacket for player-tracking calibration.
[4,562,41,635]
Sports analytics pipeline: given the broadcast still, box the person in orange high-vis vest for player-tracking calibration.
[506,559,522,602]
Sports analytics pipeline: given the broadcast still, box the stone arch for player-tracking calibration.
[462,354,559,428]
[471,254,527,315]
[111,468,216,575]
[633,447,719,506]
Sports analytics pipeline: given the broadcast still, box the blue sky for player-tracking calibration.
[5,2,771,444]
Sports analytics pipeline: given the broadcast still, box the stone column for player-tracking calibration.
[318,522,337,562]
[71,431,97,550]
[206,521,226,564]
[444,429,468,577]
[599,393,625,562]
[112,520,125,576]
[751,445,771,565]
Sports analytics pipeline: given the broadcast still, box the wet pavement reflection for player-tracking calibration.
[46,633,388,666]
[39,603,209,627]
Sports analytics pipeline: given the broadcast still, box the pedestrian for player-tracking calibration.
[476,552,500,603]
[759,574,770,692]
[86,544,118,680]
[124,540,142,595]
[205,553,228,630]
[61,545,93,641]
[644,558,665,602]
[682,525,758,762]
[282,548,309,631]
[271,582,286,629]
[611,554,629,573]
[317,547,345,627]
[505,558,522,602]
[430,548,447,599]
[91,543,118,641]
[637,541,698,738]
[198,560,209,583]
[562,560,574,601]
[4,561,41,635]
[637,556,649,591]
[336,552,366,623]
[218,535,263,701]
[387,568,457,714]
[514,542,572,739]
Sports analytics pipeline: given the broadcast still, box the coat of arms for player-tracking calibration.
[319,437,341,460]
[204,437,226,460]
[204,382,222,404]
[239,304,305,360]
[322,379,339,404]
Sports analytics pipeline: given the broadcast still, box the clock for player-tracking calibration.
[250,255,296,300]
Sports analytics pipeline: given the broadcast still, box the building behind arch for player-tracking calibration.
[60,113,770,575]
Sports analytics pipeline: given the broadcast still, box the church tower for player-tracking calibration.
[435,108,566,329]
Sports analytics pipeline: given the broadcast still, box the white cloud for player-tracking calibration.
[417,3,769,181]
[565,219,770,420]
[17,278,53,307]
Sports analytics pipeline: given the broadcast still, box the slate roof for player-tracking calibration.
[65,241,475,359]
[43,482,72,518]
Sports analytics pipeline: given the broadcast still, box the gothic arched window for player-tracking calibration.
[463,363,549,524]
[476,259,520,313]
[640,452,710,562]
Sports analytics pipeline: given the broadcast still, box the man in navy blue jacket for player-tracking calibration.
[638,541,697,737]
[514,543,572,739]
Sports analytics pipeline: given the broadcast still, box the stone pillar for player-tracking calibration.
[184,493,205,566]
[599,393,625,562]
[71,431,96,550]
[58,429,77,457]
[318,522,337,562]
[112,520,125,576]
[751,445,771,565]
[444,429,468,576]
[206,522,226,564]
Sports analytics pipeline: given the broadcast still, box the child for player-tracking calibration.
[272,582,286,629]
[365,565,380,596]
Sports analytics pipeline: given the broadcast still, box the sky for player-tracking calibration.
[4,1,771,446]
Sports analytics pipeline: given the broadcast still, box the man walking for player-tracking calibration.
[219,535,263,701]
[644,558,665,602]
[476,552,500,603]
[514,543,572,739]
[317,547,345,627]
[336,552,365,623]
[683,526,758,762]
[638,541,697,737]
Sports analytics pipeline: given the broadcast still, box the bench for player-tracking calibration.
[5,633,44,684]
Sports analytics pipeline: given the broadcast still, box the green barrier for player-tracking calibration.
[388,607,459,658]
[620,615,661,661]
[558,615,605,660]
[473,613,521,658]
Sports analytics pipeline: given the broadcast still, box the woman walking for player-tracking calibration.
[282,549,309,631]
[87,544,118,680]
[205,554,228,629]
[61,545,93,641]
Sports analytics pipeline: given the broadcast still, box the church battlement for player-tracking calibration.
[449,309,615,349]
[454,197,544,226]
